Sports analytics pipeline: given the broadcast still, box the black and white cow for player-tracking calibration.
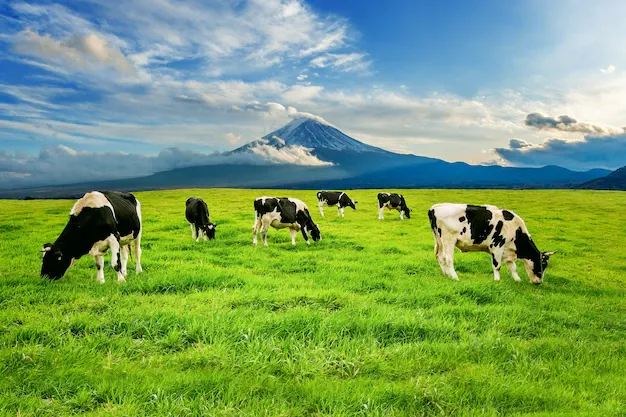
[428,203,556,284]
[185,197,216,241]
[41,191,143,283]
[253,196,321,247]
[316,191,357,217]
[378,192,411,220]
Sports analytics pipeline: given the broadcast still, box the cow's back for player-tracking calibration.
[186,197,209,225]
[101,191,141,239]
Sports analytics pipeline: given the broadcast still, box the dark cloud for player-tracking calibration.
[524,113,623,135]
[494,134,626,170]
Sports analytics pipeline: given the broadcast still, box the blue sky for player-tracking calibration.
[1,0,626,187]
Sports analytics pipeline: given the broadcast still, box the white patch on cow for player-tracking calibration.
[190,223,197,240]
[70,191,116,221]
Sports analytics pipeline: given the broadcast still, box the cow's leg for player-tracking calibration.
[106,235,125,283]
[252,216,260,246]
[261,219,270,247]
[318,202,325,217]
[340,207,345,217]
[202,227,208,241]
[491,250,503,281]
[134,202,143,274]
[120,245,129,277]
[506,260,522,282]
[195,225,201,242]
[94,254,105,284]
[190,223,196,240]
[289,227,297,246]
[134,234,143,274]
[399,210,405,220]
[378,206,384,220]
[441,238,459,280]
[299,222,310,245]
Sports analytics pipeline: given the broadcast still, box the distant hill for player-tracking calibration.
[0,116,613,198]
[579,166,626,190]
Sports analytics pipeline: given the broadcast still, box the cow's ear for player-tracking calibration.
[353,200,358,204]
[543,251,557,257]
[41,243,53,253]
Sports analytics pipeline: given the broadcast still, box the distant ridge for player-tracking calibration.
[578,166,626,190]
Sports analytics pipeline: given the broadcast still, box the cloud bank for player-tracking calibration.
[0,142,332,189]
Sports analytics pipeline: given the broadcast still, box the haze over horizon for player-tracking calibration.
[1,0,626,187]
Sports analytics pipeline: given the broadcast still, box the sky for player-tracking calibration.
[1,0,626,187]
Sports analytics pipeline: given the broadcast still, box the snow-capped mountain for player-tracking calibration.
[260,117,387,153]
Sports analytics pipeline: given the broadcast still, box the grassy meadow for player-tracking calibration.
[0,188,625,416]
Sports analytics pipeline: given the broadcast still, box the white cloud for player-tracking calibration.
[281,85,324,102]
[13,30,136,74]
[600,65,616,74]
[296,73,308,81]
[310,52,370,72]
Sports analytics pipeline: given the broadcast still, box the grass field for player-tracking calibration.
[0,188,625,416]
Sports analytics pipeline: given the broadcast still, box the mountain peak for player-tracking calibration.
[261,116,386,153]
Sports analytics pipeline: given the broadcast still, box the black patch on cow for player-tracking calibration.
[101,191,141,239]
[461,227,466,235]
[492,254,500,269]
[465,205,494,244]
[318,191,356,210]
[491,221,506,248]
[502,210,514,221]
[514,227,543,277]
[428,209,437,232]
[459,216,466,222]
[437,228,442,237]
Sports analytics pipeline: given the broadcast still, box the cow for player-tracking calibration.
[378,192,411,220]
[316,191,357,217]
[252,196,321,247]
[428,203,556,284]
[185,197,216,241]
[41,191,143,283]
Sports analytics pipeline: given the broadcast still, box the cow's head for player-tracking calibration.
[348,199,357,210]
[516,228,557,284]
[308,222,322,242]
[41,243,72,280]
[203,223,217,240]
[401,200,412,219]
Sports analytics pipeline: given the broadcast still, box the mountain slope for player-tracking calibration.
[578,166,626,190]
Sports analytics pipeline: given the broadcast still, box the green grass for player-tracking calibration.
[0,188,625,416]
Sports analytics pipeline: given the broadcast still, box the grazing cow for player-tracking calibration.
[316,191,357,217]
[185,197,216,241]
[253,196,321,247]
[41,191,143,283]
[428,203,556,284]
[378,192,412,220]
